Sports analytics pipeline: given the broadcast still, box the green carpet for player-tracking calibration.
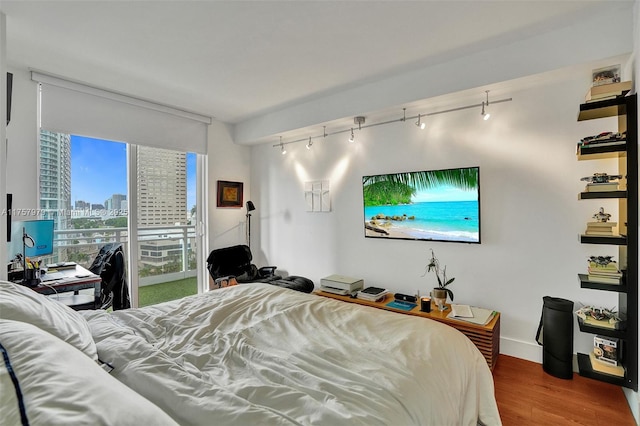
[138,277,198,307]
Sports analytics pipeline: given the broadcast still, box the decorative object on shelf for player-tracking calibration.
[216,180,243,208]
[575,305,623,330]
[581,173,623,192]
[592,207,612,223]
[594,335,620,366]
[580,173,622,184]
[425,249,455,309]
[591,64,621,87]
[589,255,615,267]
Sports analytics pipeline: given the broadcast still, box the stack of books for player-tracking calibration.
[584,181,619,192]
[587,260,623,284]
[357,286,388,302]
[585,221,616,236]
[585,81,632,103]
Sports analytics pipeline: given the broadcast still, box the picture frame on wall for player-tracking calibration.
[216,180,243,208]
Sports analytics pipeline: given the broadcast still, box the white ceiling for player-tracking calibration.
[0,1,634,141]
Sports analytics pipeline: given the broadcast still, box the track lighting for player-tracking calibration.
[272,92,512,152]
[481,90,491,121]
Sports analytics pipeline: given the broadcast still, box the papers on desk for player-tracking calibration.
[448,305,496,325]
[40,272,65,282]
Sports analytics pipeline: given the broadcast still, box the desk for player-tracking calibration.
[315,290,500,370]
[32,265,102,310]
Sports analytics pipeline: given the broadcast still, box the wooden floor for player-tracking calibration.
[493,354,636,425]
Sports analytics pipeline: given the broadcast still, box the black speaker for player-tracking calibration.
[394,293,417,303]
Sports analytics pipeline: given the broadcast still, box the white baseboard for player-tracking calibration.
[623,388,640,425]
[499,336,542,364]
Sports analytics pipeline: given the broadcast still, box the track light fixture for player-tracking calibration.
[272,92,512,152]
[481,90,491,121]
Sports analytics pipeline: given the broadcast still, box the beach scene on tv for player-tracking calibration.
[363,167,480,243]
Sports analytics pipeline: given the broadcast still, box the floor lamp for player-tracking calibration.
[246,201,255,247]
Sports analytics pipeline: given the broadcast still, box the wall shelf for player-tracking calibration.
[580,235,627,245]
[578,191,626,200]
[578,274,627,292]
[575,94,637,391]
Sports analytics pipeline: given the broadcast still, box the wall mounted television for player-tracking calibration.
[362,166,481,243]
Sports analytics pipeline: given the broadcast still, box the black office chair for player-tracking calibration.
[89,243,131,310]
[206,245,314,293]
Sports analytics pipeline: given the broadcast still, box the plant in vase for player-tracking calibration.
[425,249,455,310]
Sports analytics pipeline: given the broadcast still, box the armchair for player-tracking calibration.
[206,245,314,293]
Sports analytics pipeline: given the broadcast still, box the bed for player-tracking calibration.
[0,280,501,425]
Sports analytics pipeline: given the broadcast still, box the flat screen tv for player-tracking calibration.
[362,166,480,243]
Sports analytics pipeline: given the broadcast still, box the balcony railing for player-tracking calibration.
[48,225,198,287]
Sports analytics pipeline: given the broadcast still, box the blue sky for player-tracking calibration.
[70,135,196,209]
[412,185,478,203]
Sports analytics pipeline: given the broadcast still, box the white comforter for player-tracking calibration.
[82,283,501,426]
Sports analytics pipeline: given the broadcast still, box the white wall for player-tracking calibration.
[249,58,629,362]
[206,120,251,250]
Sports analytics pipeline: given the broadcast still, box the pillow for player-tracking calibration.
[0,319,178,426]
[0,281,97,360]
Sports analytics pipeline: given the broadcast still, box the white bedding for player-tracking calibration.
[82,283,501,426]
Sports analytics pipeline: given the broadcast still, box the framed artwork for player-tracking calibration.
[216,180,243,208]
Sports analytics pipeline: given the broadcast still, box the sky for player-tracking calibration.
[412,185,479,203]
[70,135,196,210]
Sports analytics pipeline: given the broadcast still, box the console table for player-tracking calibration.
[315,290,500,370]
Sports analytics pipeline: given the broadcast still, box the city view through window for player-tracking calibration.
[39,131,198,299]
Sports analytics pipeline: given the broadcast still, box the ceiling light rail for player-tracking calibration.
[273,93,512,151]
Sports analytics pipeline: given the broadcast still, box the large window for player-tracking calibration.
[38,131,202,307]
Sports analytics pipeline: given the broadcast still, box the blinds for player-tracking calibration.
[32,72,211,154]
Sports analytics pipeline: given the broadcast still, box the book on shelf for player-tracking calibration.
[588,351,625,378]
[585,182,619,192]
[585,230,615,236]
[585,275,621,285]
[357,286,389,302]
[586,221,617,228]
[581,315,625,330]
[585,81,632,102]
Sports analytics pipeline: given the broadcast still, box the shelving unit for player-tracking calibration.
[576,94,637,390]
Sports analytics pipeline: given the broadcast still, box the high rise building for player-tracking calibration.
[39,130,71,228]
[137,146,187,227]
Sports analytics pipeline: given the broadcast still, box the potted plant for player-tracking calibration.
[425,249,455,306]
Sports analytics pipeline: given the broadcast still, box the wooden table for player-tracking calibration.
[315,290,500,370]
[31,265,102,310]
